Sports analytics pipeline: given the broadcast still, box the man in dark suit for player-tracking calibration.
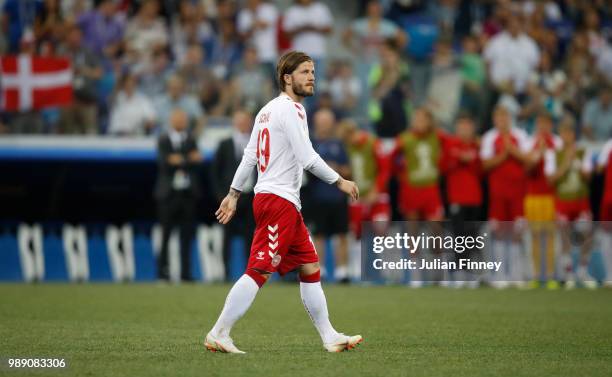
[155,108,202,281]
[211,109,256,280]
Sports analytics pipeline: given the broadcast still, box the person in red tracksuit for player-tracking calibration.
[444,114,482,286]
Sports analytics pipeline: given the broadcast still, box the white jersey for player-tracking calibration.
[230,94,339,210]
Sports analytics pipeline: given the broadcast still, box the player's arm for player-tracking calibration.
[480,133,507,171]
[216,124,259,224]
[284,109,358,200]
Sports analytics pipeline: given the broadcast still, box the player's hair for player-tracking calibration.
[277,50,313,91]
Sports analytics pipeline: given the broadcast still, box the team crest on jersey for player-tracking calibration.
[271,254,282,267]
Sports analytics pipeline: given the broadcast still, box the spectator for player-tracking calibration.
[176,44,222,115]
[124,0,168,70]
[211,110,256,281]
[283,0,333,81]
[306,109,351,282]
[154,108,202,282]
[426,38,462,130]
[1,0,44,53]
[77,0,125,61]
[56,25,102,134]
[458,35,486,125]
[368,39,410,138]
[237,0,279,78]
[170,0,213,65]
[483,13,540,96]
[154,75,206,135]
[229,45,273,115]
[138,47,174,100]
[208,18,243,80]
[327,60,362,118]
[33,0,65,49]
[343,0,406,65]
[582,86,612,141]
[107,71,156,136]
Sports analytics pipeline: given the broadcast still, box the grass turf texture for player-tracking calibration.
[1,284,611,377]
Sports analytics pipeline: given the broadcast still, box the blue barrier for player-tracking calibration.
[88,231,113,281]
[43,230,68,281]
[0,231,22,281]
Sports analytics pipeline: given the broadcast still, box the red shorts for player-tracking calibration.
[247,193,318,276]
[488,193,524,221]
[399,184,444,220]
[556,198,592,222]
[600,200,612,222]
[349,194,391,238]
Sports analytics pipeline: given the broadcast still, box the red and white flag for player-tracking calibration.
[1,55,73,112]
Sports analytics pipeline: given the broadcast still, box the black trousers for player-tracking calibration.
[222,194,255,280]
[158,191,196,280]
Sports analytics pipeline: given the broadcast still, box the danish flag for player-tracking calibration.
[1,55,73,111]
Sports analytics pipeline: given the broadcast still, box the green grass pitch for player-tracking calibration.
[1,283,611,377]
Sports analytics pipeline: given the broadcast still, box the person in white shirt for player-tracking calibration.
[205,51,362,354]
[237,0,279,70]
[483,14,540,95]
[283,0,333,80]
[108,72,156,136]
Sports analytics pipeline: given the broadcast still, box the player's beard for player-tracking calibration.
[292,81,314,97]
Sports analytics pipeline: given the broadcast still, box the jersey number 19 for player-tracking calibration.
[257,128,270,173]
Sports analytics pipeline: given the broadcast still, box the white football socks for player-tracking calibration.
[210,274,259,338]
[300,281,339,344]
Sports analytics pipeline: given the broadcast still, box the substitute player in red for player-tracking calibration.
[205,51,362,354]
[480,105,530,286]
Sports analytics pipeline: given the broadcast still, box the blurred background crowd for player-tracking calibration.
[0,0,610,137]
[1,0,612,286]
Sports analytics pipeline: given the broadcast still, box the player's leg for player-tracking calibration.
[298,262,362,352]
[284,216,362,352]
[206,194,296,353]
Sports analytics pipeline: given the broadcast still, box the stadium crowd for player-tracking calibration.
[1,0,612,286]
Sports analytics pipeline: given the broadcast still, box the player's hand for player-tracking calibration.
[336,177,359,201]
[215,194,238,224]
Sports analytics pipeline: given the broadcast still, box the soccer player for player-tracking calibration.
[396,107,445,221]
[524,112,562,288]
[338,119,392,280]
[544,120,596,289]
[597,138,612,287]
[480,105,530,287]
[205,51,362,354]
[444,114,482,287]
[338,119,391,240]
